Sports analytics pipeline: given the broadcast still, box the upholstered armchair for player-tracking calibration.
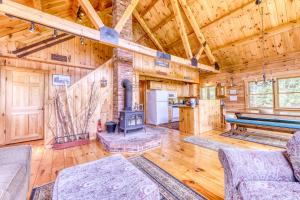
[218,148,300,200]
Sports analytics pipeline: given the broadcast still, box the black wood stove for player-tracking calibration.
[119,79,144,134]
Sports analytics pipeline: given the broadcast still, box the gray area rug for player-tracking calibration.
[184,136,236,151]
[220,131,290,148]
[30,156,206,200]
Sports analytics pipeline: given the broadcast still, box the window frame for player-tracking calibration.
[200,86,216,100]
[274,75,300,111]
[245,80,274,109]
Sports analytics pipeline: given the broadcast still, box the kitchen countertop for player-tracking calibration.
[171,104,197,108]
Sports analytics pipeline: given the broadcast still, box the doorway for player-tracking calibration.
[4,68,45,144]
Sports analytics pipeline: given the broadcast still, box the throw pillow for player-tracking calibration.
[287,131,300,182]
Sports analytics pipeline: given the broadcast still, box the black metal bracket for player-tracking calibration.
[100,26,119,45]
[214,62,220,70]
[191,57,198,67]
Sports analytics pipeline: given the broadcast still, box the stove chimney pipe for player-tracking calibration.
[122,79,133,111]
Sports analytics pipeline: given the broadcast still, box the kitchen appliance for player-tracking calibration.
[171,106,179,122]
[146,90,169,125]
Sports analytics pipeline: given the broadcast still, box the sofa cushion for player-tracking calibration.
[0,164,26,200]
[287,132,300,182]
[238,181,300,200]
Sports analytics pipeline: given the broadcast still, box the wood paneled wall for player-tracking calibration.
[134,53,200,83]
[0,36,113,146]
[199,51,300,111]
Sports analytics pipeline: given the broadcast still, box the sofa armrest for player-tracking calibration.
[218,148,295,200]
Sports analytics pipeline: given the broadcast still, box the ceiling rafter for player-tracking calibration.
[194,45,204,60]
[170,0,192,59]
[77,0,104,29]
[133,10,164,51]
[114,0,139,33]
[139,0,160,17]
[211,19,300,53]
[0,0,219,72]
[178,0,216,64]
[141,0,255,51]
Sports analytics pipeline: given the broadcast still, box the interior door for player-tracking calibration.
[5,70,44,144]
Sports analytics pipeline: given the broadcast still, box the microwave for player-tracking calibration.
[168,92,177,99]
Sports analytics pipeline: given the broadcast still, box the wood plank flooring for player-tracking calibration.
[19,128,283,200]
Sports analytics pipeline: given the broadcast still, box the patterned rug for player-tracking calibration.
[159,122,179,131]
[184,136,236,151]
[220,131,290,148]
[30,156,206,200]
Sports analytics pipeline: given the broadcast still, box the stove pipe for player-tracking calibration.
[122,79,133,111]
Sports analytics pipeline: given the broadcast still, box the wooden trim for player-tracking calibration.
[0,0,218,73]
[0,66,48,73]
[77,0,104,29]
[0,68,6,145]
[170,0,192,59]
[133,10,164,51]
[178,0,216,64]
[137,71,199,84]
[114,0,139,33]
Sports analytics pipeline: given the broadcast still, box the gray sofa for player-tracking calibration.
[0,145,31,200]
[218,132,300,200]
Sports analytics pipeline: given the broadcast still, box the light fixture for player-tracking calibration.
[256,0,273,86]
[80,36,85,45]
[53,29,58,38]
[29,22,35,33]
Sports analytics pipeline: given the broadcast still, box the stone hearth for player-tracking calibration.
[97,127,162,153]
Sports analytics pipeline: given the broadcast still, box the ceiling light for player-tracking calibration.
[29,22,35,33]
[80,37,84,45]
[53,29,58,38]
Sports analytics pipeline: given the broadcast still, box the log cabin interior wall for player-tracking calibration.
[199,51,300,111]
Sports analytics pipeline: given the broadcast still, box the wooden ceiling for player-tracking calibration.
[0,0,300,70]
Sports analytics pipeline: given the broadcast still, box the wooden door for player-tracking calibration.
[5,70,44,144]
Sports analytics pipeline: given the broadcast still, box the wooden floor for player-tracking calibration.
[20,128,283,200]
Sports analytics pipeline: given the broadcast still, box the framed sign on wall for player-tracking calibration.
[52,74,71,86]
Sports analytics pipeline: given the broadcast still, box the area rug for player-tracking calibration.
[220,131,290,148]
[159,122,179,130]
[30,156,206,200]
[184,136,236,151]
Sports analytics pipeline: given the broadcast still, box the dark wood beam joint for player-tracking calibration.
[100,26,119,45]
[214,62,220,70]
[202,41,207,47]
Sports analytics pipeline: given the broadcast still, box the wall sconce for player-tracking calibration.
[100,78,107,87]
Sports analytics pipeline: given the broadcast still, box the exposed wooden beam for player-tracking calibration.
[139,0,159,17]
[133,10,164,51]
[0,0,219,72]
[13,33,68,54]
[77,0,104,29]
[114,0,139,33]
[170,0,192,59]
[195,46,204,60]
[212,20,300,53]
[178,0,216,63]
[18,35,75,58]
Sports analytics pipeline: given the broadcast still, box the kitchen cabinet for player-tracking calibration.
[179,106,199,134]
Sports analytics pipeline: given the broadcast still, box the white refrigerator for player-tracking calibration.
[146,90,169,125]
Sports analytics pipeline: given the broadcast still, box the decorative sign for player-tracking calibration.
[229,89,237,95]
[155,59,169,68]
[52,74,71,86]
[229,95,238,102]
[51,54,68,62]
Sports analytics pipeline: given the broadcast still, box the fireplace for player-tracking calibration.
[119,79,144,134]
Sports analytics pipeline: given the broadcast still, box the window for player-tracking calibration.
[201,86,216,100]
[278,77,300,109]
[248,81,273,108]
